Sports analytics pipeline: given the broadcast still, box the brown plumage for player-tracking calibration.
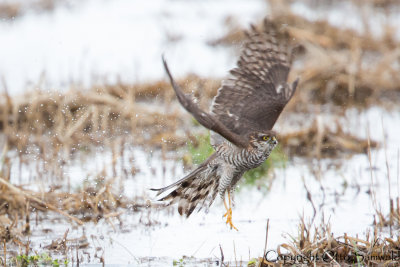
[210,20,298,147]
[151,19,298,225]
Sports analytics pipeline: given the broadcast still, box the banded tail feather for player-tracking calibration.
[151,154,219,217]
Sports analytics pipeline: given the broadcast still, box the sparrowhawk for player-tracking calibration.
[152,19,299,230]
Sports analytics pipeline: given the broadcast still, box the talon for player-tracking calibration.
[223,191,238,231]
[224,207,238,230]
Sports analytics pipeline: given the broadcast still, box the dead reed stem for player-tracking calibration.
[0,176,84,225]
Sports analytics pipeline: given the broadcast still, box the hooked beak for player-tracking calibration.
[271,136,278,145]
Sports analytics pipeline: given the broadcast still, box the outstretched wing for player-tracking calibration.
[162,57,248,148]
[211,19,298,146]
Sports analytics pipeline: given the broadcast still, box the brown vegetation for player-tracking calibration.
[374,197,400,234]
[0,74,377,158]
[0,172,140,246]
[0,0,60,20]
[280,116,378,158]
[258,219,400,266]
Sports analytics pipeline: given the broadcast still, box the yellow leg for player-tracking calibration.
[223,191,238,231]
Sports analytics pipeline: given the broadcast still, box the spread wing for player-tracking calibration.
[210,19,298,146]
[162,57,249,148]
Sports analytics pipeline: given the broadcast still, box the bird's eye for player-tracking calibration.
[262,136,270,141]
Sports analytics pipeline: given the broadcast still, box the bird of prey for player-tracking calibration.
[152,19,298,230]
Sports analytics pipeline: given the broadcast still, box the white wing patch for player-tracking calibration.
[226,110,239,121]
[276,84,284,94]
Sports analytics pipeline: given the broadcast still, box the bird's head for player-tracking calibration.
[248,131,278,152]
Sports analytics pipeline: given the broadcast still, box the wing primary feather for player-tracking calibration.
[290,78,299,100]
[162,56,248,148]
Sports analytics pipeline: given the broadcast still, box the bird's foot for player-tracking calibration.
[223,207,238,231]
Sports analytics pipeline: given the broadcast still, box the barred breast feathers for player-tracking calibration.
[216,142,267,170]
